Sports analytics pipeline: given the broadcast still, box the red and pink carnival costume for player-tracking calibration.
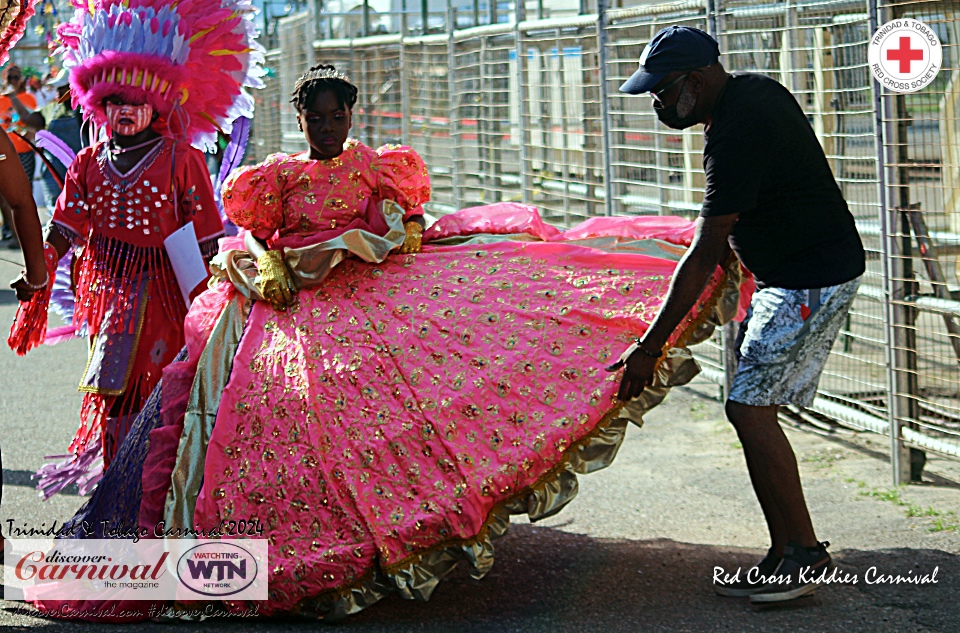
[7,0,263,495]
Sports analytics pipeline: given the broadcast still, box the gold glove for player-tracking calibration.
[400,221,423,254]
[256,249,296,310]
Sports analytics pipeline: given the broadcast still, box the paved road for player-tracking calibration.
[0,257,958,632]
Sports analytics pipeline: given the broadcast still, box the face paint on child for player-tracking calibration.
[105,103,154,136]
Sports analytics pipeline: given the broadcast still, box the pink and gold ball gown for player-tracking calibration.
[32,139,749,621]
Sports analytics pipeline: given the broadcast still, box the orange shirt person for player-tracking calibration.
[0,65,42,246]
[0,65,39,152]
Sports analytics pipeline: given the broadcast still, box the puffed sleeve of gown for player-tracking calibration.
[220,153,289,235]
[375,144,431,220]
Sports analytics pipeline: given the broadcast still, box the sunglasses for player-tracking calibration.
[651,72,689,104]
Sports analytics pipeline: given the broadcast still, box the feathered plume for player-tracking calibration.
[214,114,248,216]
[58,0,265,150]
[0,0,39,67]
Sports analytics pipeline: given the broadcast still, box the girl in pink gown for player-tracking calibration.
[136,65,747,619]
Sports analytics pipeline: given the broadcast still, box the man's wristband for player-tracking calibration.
[634,338,663,358]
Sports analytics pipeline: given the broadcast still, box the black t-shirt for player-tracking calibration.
[700,72,865,289]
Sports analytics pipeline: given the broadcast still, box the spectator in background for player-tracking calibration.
[36,69,59,110]
[24,67,47,106]
[0,64,45,246]
[37,69,83,206]
[35,67,59,107]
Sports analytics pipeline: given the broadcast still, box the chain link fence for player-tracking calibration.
[250,0,960,482]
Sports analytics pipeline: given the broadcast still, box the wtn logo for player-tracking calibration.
[185,559,247,581]
[176,542,261,597]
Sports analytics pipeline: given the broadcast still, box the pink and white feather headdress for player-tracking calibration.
[58,0,264,149]
[0,0,37,67]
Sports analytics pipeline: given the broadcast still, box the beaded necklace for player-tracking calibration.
[96,138,167,194]
[107,135,164,158]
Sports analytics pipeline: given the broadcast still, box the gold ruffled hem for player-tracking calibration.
[263,258,745,621]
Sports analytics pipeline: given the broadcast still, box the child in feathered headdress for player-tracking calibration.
[7,0,264,496]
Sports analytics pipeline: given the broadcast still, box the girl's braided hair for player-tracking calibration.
[290,64,359,111]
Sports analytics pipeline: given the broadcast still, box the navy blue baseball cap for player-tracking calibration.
[619,25,720,94]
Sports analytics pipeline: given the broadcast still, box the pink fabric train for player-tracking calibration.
[30,141,748,621]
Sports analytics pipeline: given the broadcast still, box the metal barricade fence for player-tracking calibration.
[453,24,519,212]
[250,0,960,482]
[404,34,458,210]
[250,50,284,160]
[278,13,314,154]
[876,0,960,475]
[519,17,608,223]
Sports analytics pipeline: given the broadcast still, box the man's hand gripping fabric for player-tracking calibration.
[605,339,662,401]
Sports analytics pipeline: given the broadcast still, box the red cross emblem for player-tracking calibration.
[870,19,942,93]
[886,36,924,74]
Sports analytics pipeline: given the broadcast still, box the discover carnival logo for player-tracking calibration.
[13,548,169,587]
[3,539,268,602]
[869,18,942,93]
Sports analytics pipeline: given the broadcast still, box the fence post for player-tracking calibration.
[447,0,462,211]
[514,1,531,205]
[781,0,799,94]
[311,0,322,48]
[596,0,613,216]
[361,46,372,146]
[869,0,911,486]
[555,28,572,224]
[400,3,410,143]
[887,96,922,484]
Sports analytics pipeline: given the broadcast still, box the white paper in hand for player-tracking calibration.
[163,222,208,307]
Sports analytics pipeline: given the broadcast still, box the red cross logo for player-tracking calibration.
[886,36,924,74]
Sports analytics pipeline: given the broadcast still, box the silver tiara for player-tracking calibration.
[303,66,351,84]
